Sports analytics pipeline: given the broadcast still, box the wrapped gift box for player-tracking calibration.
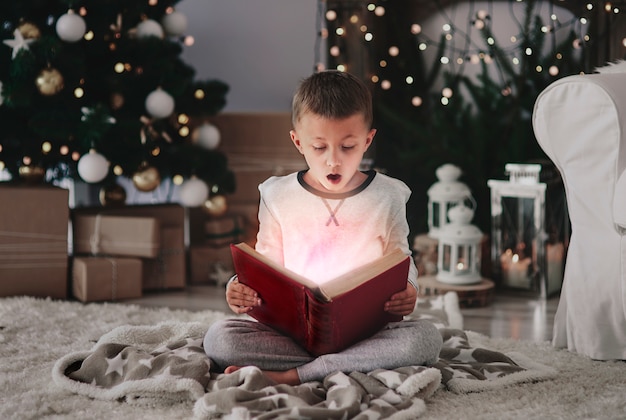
[204,214,245,246]
[72,256,142,302]
[73,214,160,258]
[0,185,69,299]
[143,227,186,290]
[73,204,186,290]
[189,207,258,248]
[189,245,234,286]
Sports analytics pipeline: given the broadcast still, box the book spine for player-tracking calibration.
[305,292,335,356]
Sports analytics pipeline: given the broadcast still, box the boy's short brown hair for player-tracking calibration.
[292,70,373,128]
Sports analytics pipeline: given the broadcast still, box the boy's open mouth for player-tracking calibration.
[327,173,341,183]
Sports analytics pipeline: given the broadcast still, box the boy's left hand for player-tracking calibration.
[384,283,417,316]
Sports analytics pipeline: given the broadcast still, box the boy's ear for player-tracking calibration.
[290,130,304,154]
[364,128,376,150]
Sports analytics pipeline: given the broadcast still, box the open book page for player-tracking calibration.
[317,248,408,301]
[232,243,319,290]
[232,243,408,302]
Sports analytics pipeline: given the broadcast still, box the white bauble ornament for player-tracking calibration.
[136,19,164,39]
[145,88,175,119]
[162,11,188,37]
[56,11,86,43]
[77,149,109,183]
[179,177,209,207]
[195,123,221,149]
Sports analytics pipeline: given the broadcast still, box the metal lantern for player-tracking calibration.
[427,164,471,238]
[487,163,568,298]
[436,204,483,285]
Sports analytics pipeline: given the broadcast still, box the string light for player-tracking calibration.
[320,0,598,106]
[172,174,184,185]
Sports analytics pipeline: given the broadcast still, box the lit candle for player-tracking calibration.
[546,242,565,291]
[501,249,531,287]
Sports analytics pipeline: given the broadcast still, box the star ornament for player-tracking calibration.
[3,29,35,59]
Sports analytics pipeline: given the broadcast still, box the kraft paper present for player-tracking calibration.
[0,185,69,299]
[189,245,234,285]
[73,204,186,290]
[203,214,245,247]
[142,227,186,290]
[72,256,142,302]
[73,214,160,258]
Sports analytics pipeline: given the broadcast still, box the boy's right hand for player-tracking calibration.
[226,277,261,314]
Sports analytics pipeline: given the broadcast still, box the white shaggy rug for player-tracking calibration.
[1,296,625,419]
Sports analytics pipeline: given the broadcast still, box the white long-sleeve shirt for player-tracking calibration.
[255,170,418,289]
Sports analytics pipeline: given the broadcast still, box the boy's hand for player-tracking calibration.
[384,283,417,316]
[226,278,261,314]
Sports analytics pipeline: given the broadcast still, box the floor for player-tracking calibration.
[126,285,560,344]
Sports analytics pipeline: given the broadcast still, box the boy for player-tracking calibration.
[204,70,442,385]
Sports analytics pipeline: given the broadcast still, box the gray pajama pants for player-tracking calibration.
[203,318,443,383]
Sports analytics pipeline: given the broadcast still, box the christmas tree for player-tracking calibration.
[0,0,234,205]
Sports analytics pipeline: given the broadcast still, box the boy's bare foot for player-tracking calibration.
[224,365,301,385]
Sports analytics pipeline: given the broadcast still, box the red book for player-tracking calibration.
[230,242,410,356]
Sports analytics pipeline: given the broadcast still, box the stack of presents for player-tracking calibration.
[0,112,304,303]
[71,204,187,302]
[0,184,252,302]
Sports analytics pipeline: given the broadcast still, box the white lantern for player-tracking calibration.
[436,204,483,285]
[427,164,471,238]
[488,163,557,298]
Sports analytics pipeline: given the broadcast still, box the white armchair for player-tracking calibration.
[533,70,626,360]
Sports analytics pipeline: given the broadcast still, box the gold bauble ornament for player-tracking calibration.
[202,194,228,217]
[99,184,127,207]
[132,163,161,192]
[18,22,41,40]
[18,165,45,183]
[36,68,64,96]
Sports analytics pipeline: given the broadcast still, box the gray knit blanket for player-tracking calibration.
[52,295,556,419]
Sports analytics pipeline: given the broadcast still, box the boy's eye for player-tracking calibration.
[312,145,326,151]
[342,145,355,150]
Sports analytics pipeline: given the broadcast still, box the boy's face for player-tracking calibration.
[290,112,375,194]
